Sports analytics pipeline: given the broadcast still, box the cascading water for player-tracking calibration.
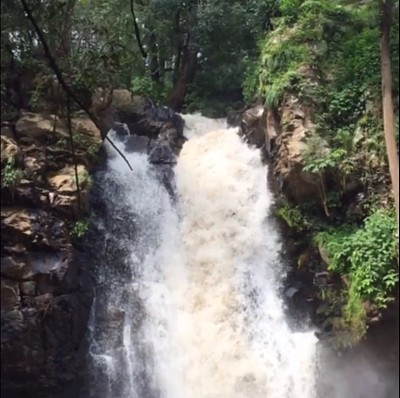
[87,114,319,398]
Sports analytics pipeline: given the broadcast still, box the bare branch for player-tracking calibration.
[19,0,133,171]
[66,93,83,214]
[130,0,147,60]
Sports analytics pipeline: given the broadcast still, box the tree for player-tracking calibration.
[380,0,399,229]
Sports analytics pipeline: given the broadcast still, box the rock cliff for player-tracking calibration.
[1,90,184,397]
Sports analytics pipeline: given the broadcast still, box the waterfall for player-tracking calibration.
[87,114,318,398]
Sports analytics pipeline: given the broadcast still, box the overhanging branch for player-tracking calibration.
[130,0,147,60]
[19,0,133,171]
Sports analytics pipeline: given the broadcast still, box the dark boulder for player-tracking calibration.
[94,89,184,142]
[148,139,177,165]
[124,134,150,154]
[238,105,266,148]
[227,110,243,127]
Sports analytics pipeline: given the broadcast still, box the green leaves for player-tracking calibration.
[1,157,23,190]
[71,220,89,239]
[317,209,398,322]
[276,203,312,232]
[315,209,398,345]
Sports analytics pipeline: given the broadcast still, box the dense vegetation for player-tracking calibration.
[1,0,277,117]
[1,0,399,349]
[247,0,399,347]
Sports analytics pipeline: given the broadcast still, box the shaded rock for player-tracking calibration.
[1,239,91,397]
[23,156,45,178]
[264,108,279,154]
[285,286,301,299]
[71,114,102,145]
[113,122,131,138]
[20,281,36,296]
[6,180,50,210]
[1,103,103,398]
[1,207,68,251]
[124,134,150,154]
[47,165,90,216]
[1,126,15,140]
[47,165,87,194]
[154,165,176,200]
[1,91,184,397]
[1,290,92,397]
[148,139,177,165]
[93,89,184,150]
[235,106,279,156]
[227,109,242,127]
[272,96,325,204]
[1,279,21,311]
[1,256,33,280]
[239,105,266,148]
[15,112,69,141]
[1,135,22,165]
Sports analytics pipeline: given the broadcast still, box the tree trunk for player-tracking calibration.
[173,11,182,84]
[168,44,197,111]
[59,0,76,61]
[148,32,160,81]
[130,0,147,60]
[380,0,399,228]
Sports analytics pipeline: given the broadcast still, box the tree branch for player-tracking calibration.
[66,93,83,215]
[19,0,133,171]
[130,0,147,60]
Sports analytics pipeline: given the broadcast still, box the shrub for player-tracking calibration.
[1,157,23,190]
[71,220,89,239]
[315,210,398,344]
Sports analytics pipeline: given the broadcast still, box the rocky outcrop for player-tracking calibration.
[237,98,324,206]
[95,89,185,199]
[1,94,184,397]
[92,89,185,150]
[1,112,100,397]
[238,105,266,148]
[271,96,322,204]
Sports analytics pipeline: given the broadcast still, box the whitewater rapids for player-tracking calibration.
[87,113,318,398]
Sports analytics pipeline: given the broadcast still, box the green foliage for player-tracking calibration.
[303,137,347,175]
[56,132,100,160]
[332,26,381,94]
[335,286,368,349]
[315,209,398,343]
[76,169,93,191]
[247,0,399,349]
[279,0,303,24]
[276,203,312,232]
[132,77,170,103]
[326,85,365,126]
[1,158,23,190]
[250,35,311,107]
[249,0,399,115]
[245,0,359,108]
[74,132,100,160]
[71,220,89,239]
[243,56,262,103]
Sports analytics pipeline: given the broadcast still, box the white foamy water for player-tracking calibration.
[88,114,318,398]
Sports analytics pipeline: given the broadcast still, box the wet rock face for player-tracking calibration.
[233,105,278,156]
[93,89,185,144]
[236,100,325,206]
[238,105,266,148]
[105,91,185,202]
[1,113,98,397]
[0,208,93,397]
[1,94,182,397]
